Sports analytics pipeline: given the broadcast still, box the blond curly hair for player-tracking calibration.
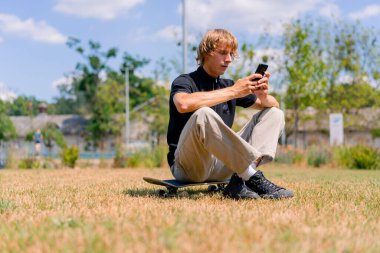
[196,29,238,65]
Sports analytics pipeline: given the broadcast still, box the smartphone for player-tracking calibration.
[252,63,268,81]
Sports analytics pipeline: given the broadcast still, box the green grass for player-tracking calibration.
[0,165,379,252]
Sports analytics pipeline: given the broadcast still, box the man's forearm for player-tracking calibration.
[174,87,237,113]
[252,95,279,110]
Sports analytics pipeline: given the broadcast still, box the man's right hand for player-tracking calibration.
[232,73,266,98]
[232,73,269,98]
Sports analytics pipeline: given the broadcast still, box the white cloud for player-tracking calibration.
[0,82,17,101]
[155,25,197,44]
[180,0,326,35]
[348,4,380,20]
[54,0,144,20]
[0,36,3,43]
[156,25,181,42]
[52,72,107,90]
[319,3,341,18]
[336,74,353,84]
[52,76,74,89]
[0,14,67,44]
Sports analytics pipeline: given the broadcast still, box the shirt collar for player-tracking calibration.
[197,66,220,84]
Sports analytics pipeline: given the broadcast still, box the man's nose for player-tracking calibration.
[225,53,232,62]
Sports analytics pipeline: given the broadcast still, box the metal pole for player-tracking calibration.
[281,94,286,146]
[182,0,187,74]
[125,68,130,150]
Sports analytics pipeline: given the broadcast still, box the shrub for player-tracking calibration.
[145,146,168,168]
[42,158,58,169]
[126,152,144,168]
[113,145,128,168]
[307,145,330,168]
[349,145,379,170]
[61,145,79,168]
[333,146,351,168]
[334,145,380,170]
[4,148,16,169]
[274,147,304,165]
[371,128,380,138]
[126,146,168,168]
[19,157,40,169]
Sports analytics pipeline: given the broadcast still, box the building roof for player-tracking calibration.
[10,113,88,136]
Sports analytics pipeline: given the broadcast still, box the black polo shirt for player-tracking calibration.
[166,66,257,166]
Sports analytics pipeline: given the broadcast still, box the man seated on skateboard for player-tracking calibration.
[166,28,293,200]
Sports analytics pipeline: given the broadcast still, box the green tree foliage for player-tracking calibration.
[283,19,327,147]
[65,37,118,114]
[120,53,154,109]
[0,100,16,142]
[41,122,66,153]
[86,79,125,149]
[55,38,166,150]
[49,85,77,115]
[319,20,380,112]
[6,96,41,116]
[332,83,380,110]
[282,18,380,146]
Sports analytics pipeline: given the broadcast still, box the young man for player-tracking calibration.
[167,29,293,200]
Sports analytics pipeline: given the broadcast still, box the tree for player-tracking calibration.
[0,100,16,142]
[41,122,66,154]
[7,96,41,116]
[60,38,166,150]
[49,84,77,115]
[283,19,327,147]
[282,18,380,147]
[65,37,118,114]
[120,52,154,109]
[319,20,380,112]
[86,79,125,150]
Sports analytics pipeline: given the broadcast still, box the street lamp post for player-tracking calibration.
[182,0,187,74]
[125,68,130,150]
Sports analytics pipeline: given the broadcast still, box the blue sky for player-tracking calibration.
[0,0,380,102]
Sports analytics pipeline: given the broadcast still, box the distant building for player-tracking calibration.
[8,103,151,156]
[236,107,380,149]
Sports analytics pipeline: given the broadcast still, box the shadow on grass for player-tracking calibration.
[122,187,222,199]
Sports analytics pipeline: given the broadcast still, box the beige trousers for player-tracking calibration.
[171,107,285,182]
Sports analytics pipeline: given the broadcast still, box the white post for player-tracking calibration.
[329,113,344,145]
[182,0,187,74]
[125,68,130,150]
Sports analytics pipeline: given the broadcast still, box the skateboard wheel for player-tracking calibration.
[208,185,217,192]
[157,189,166,196]
[178,191,189,197]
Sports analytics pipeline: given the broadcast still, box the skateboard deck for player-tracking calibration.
[143,177,229,197]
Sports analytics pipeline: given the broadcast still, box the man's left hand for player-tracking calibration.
[253,71,270,97]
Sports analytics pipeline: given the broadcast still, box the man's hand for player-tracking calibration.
[232,72,268,98]
[250,71,280,109]
[253,71,270,98]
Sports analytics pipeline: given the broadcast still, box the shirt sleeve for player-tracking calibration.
[170,75,194,97]
[236,94,257,108]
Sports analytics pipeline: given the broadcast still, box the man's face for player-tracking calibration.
[203,44,233,78]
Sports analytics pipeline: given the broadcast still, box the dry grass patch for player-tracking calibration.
[0,166,379,253]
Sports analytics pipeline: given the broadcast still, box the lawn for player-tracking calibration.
[0,165,379,253]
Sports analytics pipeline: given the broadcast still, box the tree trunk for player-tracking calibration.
[293,103,299,148]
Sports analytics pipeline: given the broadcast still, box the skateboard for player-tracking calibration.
[143,177,229,197]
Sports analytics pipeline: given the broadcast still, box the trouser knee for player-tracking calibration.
[264,107,285,125]
[191,107,219,124]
